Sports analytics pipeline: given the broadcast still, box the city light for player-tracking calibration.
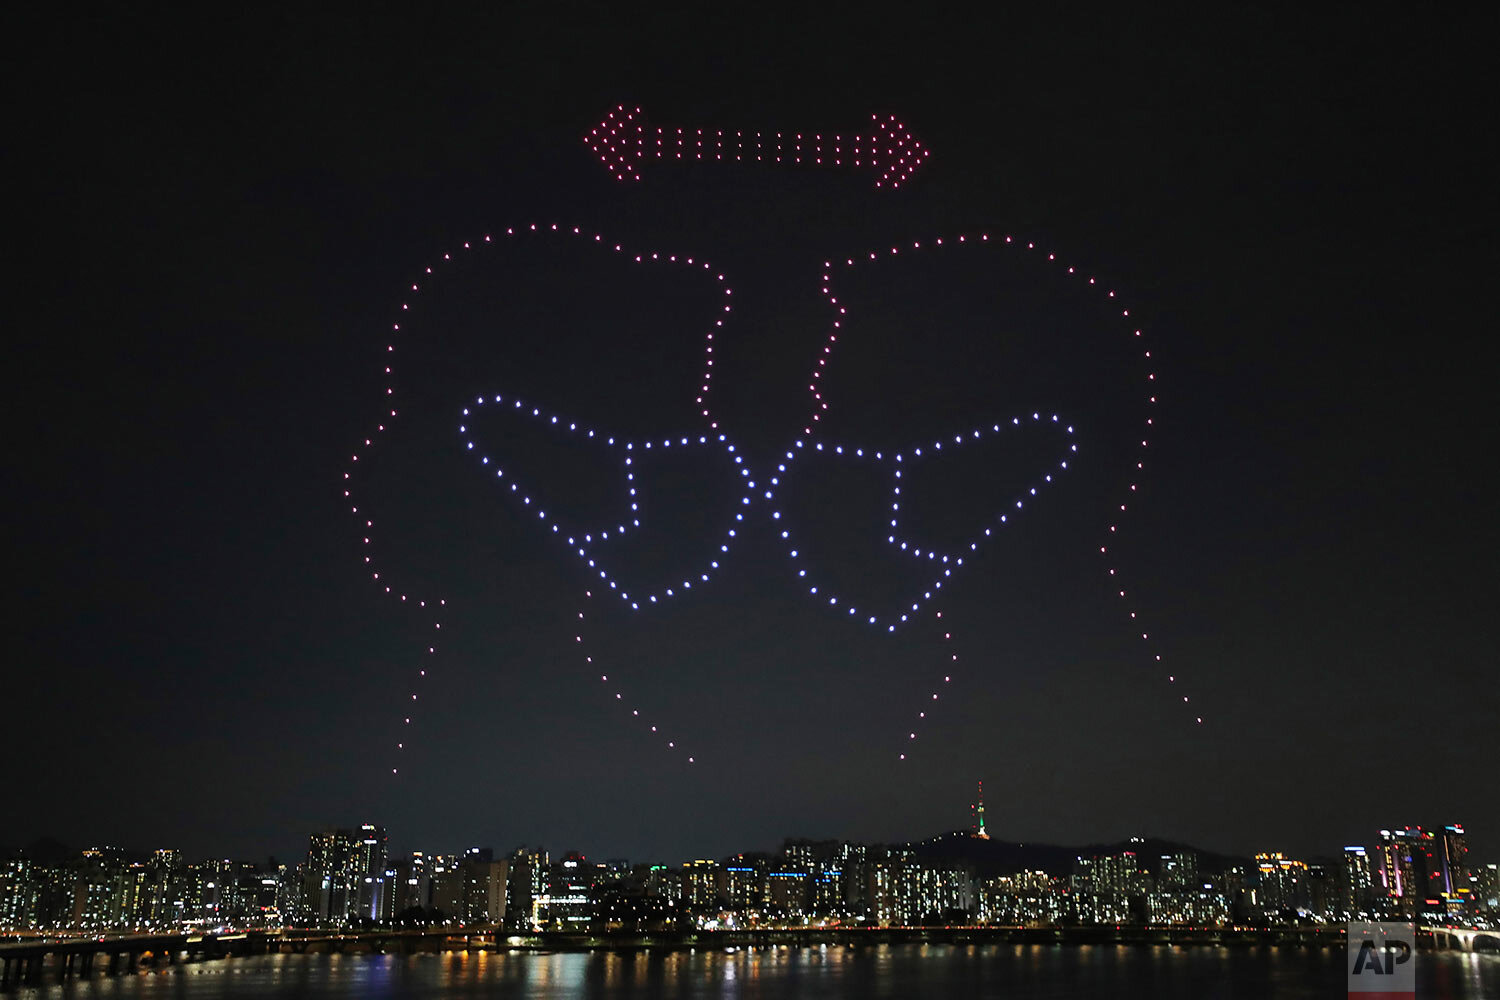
[3,819,1491,937]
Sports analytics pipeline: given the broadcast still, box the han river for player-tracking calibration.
[8,945,1500,999]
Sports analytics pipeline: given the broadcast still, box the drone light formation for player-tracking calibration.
[762,418,1076,632]
[348,224,735,768]
[584,105,930,189]
[792,232,1201,753]
[352,213,1198,772]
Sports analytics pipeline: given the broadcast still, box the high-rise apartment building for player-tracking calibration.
[1254,853,1310,914]
[1158,852,1199,891]
[505,847,548,928]
[302,824,387,927]
[0,859,36,930]
[681,859,720,913]
[721,857,767,914]
[428,854,463,920]
[461,850,508,926]
[1341,846,1375,917]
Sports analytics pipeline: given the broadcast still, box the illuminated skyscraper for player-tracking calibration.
[428,854,462,921]
[1374,829,1419,913]
[302,824,387,927]
[1341,846,1375,917]
[781,840,845,918]
[1254,853,1309,915]
[505,847,548,928]
[0,859,36,930]
[893,860,973,924]
[1438,824,1468,895]
[765,869,809,915]
[721,857,767,914]
[645,865,683,905]
[396,852,430,913]
[141,849,183,928]
[681,859,720,913]
[70,847,129,931]
[1158,852,1198,891]
[543,852,593,930]
[1077,850,1148,899]
[461,849,508,926]
[1475,863,1499,914]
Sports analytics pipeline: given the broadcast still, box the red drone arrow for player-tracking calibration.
[584,105,931,190]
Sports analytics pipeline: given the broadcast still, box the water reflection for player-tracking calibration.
[15,944,1500,998]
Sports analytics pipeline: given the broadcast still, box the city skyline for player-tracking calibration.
[7,803,1498,883]
[9,7,1496,870]
[4,810,1495,935]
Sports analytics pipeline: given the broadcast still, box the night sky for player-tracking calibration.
[10,7,1496,867]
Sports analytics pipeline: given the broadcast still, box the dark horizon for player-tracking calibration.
[10,7,1496,870]
[3,810,1490,880]
[4,818,1477,880]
